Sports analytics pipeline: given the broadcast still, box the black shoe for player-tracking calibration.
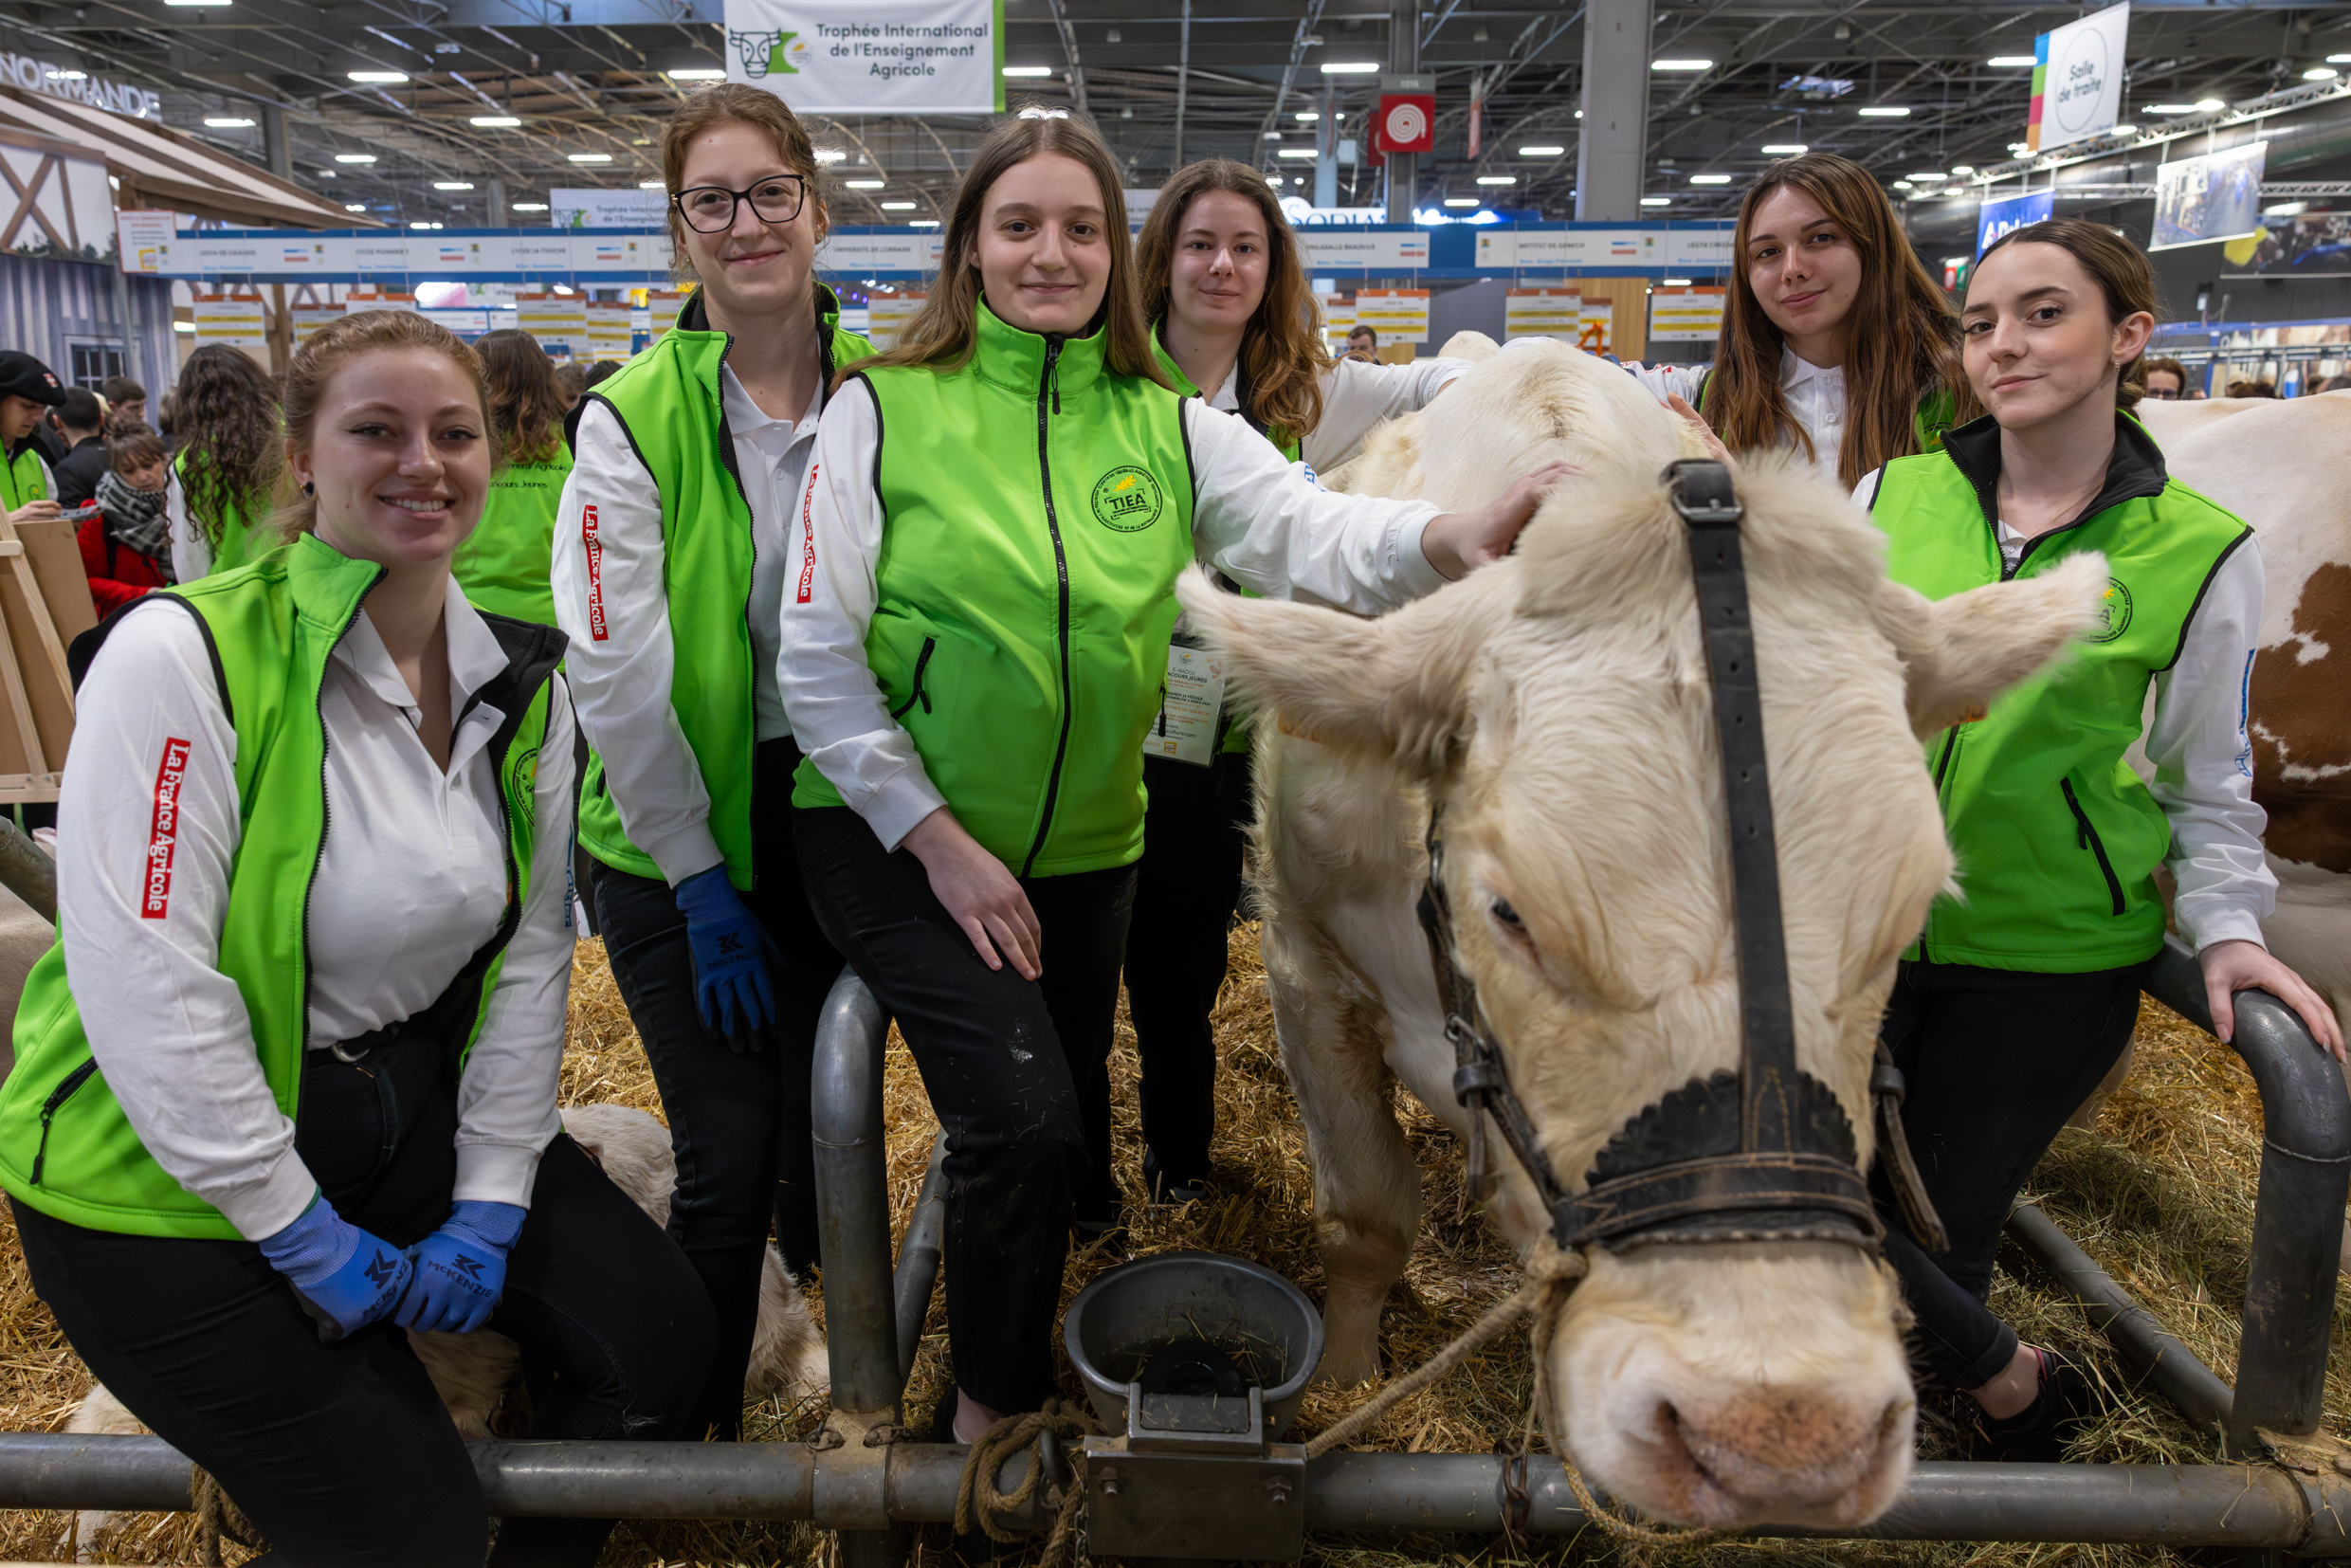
[1976,1349,2092,1463]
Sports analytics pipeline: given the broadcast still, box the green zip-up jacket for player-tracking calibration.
[573,286,872,890]
[1869,412,2253,972]
[793,302,1198,874]
[454,447,573,626]
[174,452,269,577]
[1,444,47,512]
[0,538,564,1239]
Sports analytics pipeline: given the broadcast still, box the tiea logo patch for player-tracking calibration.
[2088,576,2134,643]
[1090,465,1164,532]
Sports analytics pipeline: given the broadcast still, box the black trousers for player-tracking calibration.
[1122,749,1255,1193]
[16,1134,712,1567]
[590,737,844,1442]
[1874,957,2147,1388]
[794,806,1135,1413]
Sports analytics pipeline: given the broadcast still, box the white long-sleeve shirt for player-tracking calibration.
[58,582,577,1240]
[1851,465,2274,952]
[552,370,823,887]
[1631,347,1849,478]
[780,386,1445,852]
[1200,355,1473,472]
[162,466,208,583]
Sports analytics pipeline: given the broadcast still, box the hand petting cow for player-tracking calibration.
[1178,334,2106,1531]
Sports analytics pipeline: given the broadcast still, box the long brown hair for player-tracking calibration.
[660,83,829,284]
[474,328,568,466]
[1708,153,1966,488]
[1136,159,1327,445]
[174,344,283,551]
[850,112,1167,387]
[1976,219,2158,410]
[274,310,496,545]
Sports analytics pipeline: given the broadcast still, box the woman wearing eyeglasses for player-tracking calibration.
[2141,356,2190,400]
[552,84,873,1444]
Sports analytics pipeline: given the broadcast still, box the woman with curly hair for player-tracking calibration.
[451,329,572,625]
[166,345,284,580]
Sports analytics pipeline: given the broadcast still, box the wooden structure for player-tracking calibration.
[0,514,96,803]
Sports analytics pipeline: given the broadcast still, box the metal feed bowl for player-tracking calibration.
[1064,1250,1324,1442]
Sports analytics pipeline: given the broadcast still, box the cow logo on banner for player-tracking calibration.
[722,0,1006,116]
[1090,466,1164,532]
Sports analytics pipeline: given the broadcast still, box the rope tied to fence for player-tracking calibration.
[954,1396,1100,1566]
[191,1463,265,1566]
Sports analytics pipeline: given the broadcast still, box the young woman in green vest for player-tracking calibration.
[1854,219,2342,1459]
[452,328,572,625]
[165,342,283,580]
[552,83,873,1444]
[1119,158,1476,1203]
[782,113,1578,1441]
[1633,152,1966,486]
[0,350,65,524]
[0,309,711,1564]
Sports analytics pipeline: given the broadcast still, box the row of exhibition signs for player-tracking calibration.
[866,286,1730,352]
[1976,140,2343,274]
[191,291,690,363]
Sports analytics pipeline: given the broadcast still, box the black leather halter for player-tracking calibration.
[1416,459,1948,1255]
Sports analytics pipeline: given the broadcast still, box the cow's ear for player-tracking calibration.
[1871,552,2109,738]
[1176,565,1491,775]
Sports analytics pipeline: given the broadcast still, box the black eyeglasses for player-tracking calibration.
[674,174,808,233]
[2143,387,2180,399]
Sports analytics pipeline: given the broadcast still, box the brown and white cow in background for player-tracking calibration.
[1179,335,2105,1529]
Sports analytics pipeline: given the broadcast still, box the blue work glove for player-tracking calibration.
[394,1200,527,1335]
[674,864,778,1052]
[256,1195,415,1342]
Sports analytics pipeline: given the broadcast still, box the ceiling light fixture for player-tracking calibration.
[433,180,473,190]
[344,202,368,211]
[1320,62,1378,73]
[1295,111,1318,120]
[845,177,885,189]
[1858,105,1910,117]
[2196,97,2226,111]
[1519,144,1564,156]
[1760,142,1807,154]
[639,179,665,190]
[1275,148,1317,159]
[910,218,939,228]
[1950,163,1976,174]
[1651,58,1711,71]
[814,149,847,163]
[1689,173,1731,184]
[348,69,409,82]
[1443,197,1479,207]
[881,200,917,210]
[568,152,613,162]
[2146,104,2199,115]
[666,67,725,81]
[1475,174,1515,185]
[334,153,376,163]
[204,116,256,127]
[1986,55,2035,66]
[2305,66,2340,81]
[470,115,521,127]
[512,202,549,211]
[1640,195,1671,206]
[162,0,232,8]
[1001,64,1052,77]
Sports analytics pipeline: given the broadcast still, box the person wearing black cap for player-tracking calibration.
[0,351,64,525]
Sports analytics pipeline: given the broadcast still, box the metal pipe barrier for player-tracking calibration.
[2140,934,2351,1454]
[810,968,908,1567]
[892,1131,947,1381]
[2004,1202,2235,1435]
[0,818,53,922]
[8,1436,2351,1554]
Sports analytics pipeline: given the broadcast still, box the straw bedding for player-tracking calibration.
[0,928,2337,1566]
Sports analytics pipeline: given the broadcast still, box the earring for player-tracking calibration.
[301,481,315,496]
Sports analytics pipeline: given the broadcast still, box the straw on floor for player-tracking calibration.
[0,926,2336,1566]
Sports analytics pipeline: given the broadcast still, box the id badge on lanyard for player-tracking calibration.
[1143,632,1227,767]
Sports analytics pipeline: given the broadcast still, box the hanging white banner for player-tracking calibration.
[2029,2,2129,154]
[723,0,1005,116]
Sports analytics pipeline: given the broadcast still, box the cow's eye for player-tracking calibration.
[1491,899,1522,927]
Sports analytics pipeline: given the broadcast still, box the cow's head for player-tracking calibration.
[1180,347,2105,1529]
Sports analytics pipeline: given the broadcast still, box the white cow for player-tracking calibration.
[66,1103,827,1560]
[1179,336,2104,1529]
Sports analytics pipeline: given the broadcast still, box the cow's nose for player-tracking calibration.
[1658,1391,1906,1511]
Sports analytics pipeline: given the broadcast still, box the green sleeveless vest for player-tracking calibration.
[1869,413,2253,972]
[793,302,1198,874]
[454,447,573,626]
[1,447,46,511]
[574,286,873,889]
[1696,370,1957,461]
[174,452,269,577]
[0,537,563,1239]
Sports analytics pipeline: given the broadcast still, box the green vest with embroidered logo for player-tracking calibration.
[0,446,46,512]
[454,447,574,626]
[1152,328,1279,756]
[1869,414,2252,972]
[0,537,561,1239]
[575,287,872,889]
[793,302,1197,875]
[174,452,271,578]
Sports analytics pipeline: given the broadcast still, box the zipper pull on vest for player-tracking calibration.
[1043,335,1064,416]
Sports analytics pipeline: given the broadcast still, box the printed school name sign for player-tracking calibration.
[723,0,1005,116]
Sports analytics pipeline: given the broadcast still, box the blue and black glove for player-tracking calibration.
[256,1196,415,1341]
[395,1200,527,1335]
[674,864,779,1052]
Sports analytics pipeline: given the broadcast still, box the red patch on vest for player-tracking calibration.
[142,737,191,919]
[796,464,819,606]
[581,503,609,642]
